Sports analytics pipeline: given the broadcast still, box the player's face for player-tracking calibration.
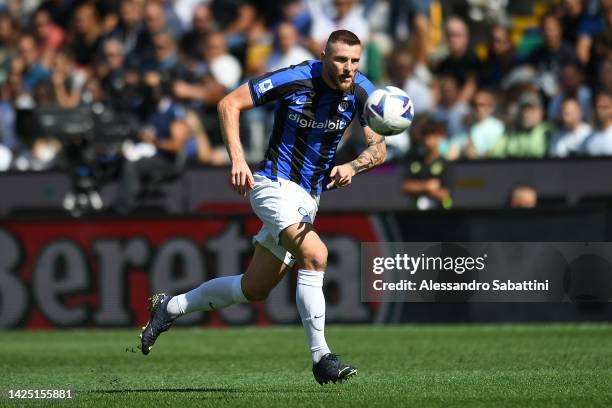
[321,42,361,92]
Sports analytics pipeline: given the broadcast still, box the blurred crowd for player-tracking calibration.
[1,0,612,178]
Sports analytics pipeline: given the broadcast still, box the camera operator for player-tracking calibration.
[114,46,190,214]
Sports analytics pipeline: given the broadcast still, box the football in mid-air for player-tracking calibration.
[363,86,414,136]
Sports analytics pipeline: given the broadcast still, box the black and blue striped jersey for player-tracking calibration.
[247,60,376,197]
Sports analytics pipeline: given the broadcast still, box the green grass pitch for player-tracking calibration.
[1,324,611,407]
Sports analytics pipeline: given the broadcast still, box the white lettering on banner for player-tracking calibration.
[151,239,205,324]
[94,239,149,325]
[33,241,89,326]
[207,222,252,324]
[0,229,28,327]
[0,223,376,328]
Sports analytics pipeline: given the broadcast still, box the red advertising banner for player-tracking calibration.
[0,214,384,329]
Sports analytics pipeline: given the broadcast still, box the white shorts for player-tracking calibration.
[249,174,319,266]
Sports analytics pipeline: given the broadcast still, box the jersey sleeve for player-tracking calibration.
[354,73,377,128]
[248,63,309,107]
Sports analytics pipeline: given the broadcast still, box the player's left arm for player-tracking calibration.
[326,126,386,189]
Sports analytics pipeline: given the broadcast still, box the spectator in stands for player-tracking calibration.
[96,38,143,113]
[50,47,85,108]
[30,80,62,170]
[109,0,147,61]
[38,0,78,29]
[225,1,273,77]
[12,33,50,92]
[266,21,313,72]
[179,2,213,61]
[528,12,577,98]
[491,92,551,159]
[307,0,370,55]
[68,2,103,67]
[281,0,311,37]
[576,0,612,66]
[549,97,592,158]
[559,0,588,45]
[32,8,65,68]
[115,77,191,214]
[388,0,430,66]
[581,91,612,155]
[435,16,479,104]
[479,25,520,91]
[389,49,432,114]
[509,185,538,208]
[599,58,612,92]
[172,31,242,164]
[547,60,592,123]
[0,13,19,84]
[463,89,505,159]
[401,118,452,210]
[432,74,470,141]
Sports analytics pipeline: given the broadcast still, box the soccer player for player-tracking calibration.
[140,29,386,385]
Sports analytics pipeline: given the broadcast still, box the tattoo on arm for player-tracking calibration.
[349,128,386,175]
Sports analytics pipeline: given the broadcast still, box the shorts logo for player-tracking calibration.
[258,79,273,94]
[298,207,309,217]
[338,101,349,113]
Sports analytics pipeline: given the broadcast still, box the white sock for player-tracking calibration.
[166,274,247,317]
[296,269,331,363]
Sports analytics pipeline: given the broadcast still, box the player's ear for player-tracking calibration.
[320,51,326,60]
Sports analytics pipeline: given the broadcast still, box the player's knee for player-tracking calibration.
[300,244,328,271]
[241,279,271,302]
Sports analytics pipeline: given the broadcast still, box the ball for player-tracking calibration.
[363,86,414,136]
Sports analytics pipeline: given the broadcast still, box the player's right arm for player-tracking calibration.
[218,83,255,196]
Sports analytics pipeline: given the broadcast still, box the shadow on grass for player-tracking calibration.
[90,388,237,394]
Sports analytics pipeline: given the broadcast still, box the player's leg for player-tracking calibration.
[141,243,288,355]
[168,243,289,313]
[280,222,357,384]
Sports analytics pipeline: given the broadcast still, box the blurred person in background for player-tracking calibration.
[51,47,85,108]
[38,0,78,28]
[223,1,273,77]
[581,90,612,155]
[179,2,214,61]
[389,48,432,114]
[434,16,479,104]
[527,12,577,98]
[280,0,311,37]
[478,24,520,91]
[98,38,143,112]
[173,31,242,164]
[462,89,505,160]
[0,13,19,84]
[559,0,588,46]
[491,92,551,159]
[31,8,64,68]
[266,21,313,72]
[12,33,50,92]
[388,0,430,67]
[108,0,147,61]
[548,97,591,158]
[307,0,370,55]
[576,0,612,66]
[402,117,452,210]
[115,76,190,214]
[431,74,470,144]
[599,57,612,92]
[68,1,103,67]
[547,60,592,123]
[509,185,538,208]
[29,79,63,170]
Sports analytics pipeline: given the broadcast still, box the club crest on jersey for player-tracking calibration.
[337,101,349,113]
[258,79,273,94]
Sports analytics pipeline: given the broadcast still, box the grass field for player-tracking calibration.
[1,324,611,407]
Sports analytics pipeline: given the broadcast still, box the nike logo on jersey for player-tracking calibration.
[295,98,311,105]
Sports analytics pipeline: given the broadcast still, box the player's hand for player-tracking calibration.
[425,178,441,193]
[231,159,255,197]
[326,163,356,189]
